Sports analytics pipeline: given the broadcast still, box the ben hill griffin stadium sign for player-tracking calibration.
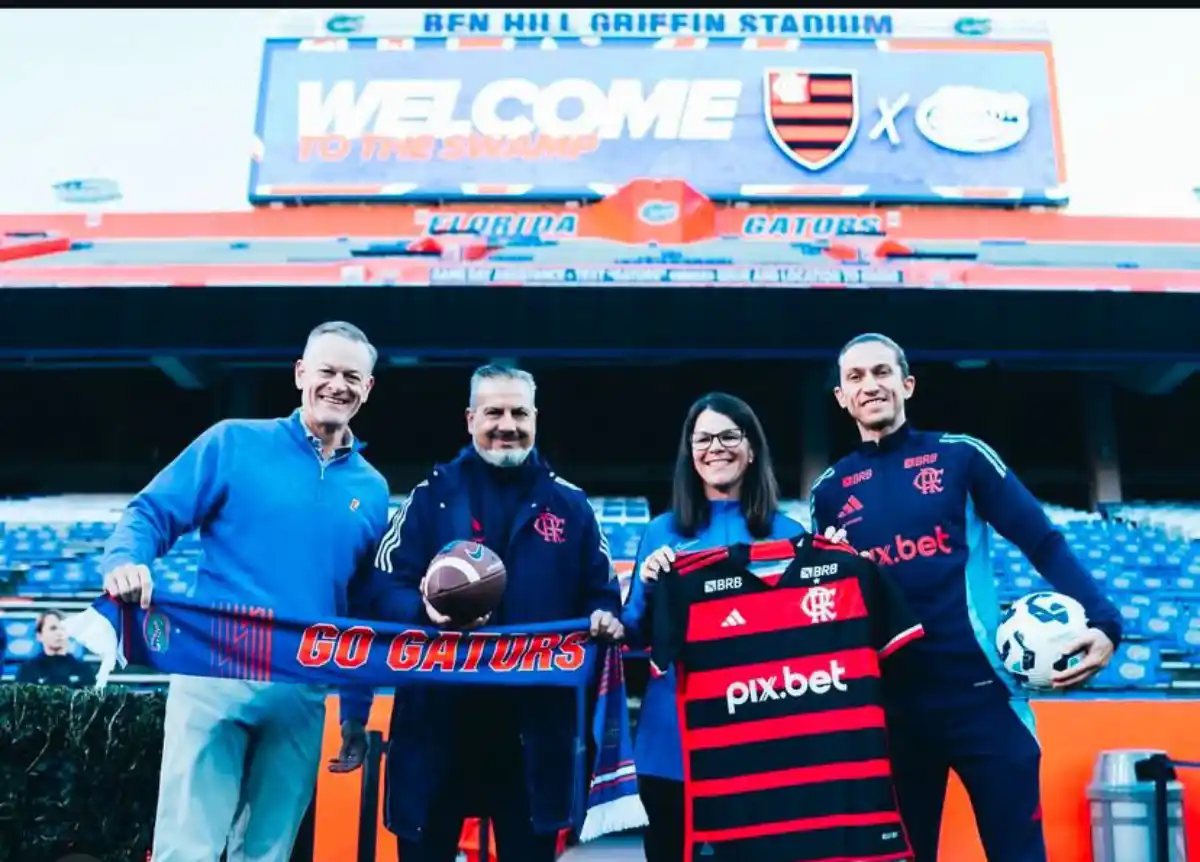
[254,8,1065,207]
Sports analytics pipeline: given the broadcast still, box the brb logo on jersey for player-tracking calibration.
[798,563,839,581]
[867,525,952,566]
[725,659,848,714]
[705,576,743,594]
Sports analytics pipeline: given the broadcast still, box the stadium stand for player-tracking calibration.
[1106,501,1200,540]
[4,495,1198,695]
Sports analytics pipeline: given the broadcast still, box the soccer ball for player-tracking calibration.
[995,591,1089,689]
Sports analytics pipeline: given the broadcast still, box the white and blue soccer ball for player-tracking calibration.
[995,591,1090,689]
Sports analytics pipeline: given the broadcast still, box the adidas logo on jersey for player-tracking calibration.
[837,495,864,520]
[720,609,747,627]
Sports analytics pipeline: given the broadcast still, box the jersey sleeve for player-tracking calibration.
[649,568,687,679]
[861,560,925,659]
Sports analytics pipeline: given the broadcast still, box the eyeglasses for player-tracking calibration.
[691,429,746,451]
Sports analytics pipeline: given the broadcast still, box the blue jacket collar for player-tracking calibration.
[286,408,365,456]
[857,421,913,456]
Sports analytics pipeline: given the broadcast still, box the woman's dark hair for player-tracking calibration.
[670,392,781,540]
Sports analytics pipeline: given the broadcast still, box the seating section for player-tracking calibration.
[1104,501,1200,541]
[3,495,1199,693]
[994,509,1200,691]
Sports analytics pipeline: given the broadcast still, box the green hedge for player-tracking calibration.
[0,683,164,862]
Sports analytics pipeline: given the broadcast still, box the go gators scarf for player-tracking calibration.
[66,596,647,841]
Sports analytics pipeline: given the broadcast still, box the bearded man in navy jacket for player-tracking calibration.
[347,364,623,862]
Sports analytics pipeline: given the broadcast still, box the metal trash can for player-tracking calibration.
[1087,749,1188,862]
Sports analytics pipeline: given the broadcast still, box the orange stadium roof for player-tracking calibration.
[1,180,1199,290]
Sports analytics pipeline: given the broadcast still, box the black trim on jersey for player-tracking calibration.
[693,820,909,862]
[689,726,890,782]
[694,774,898,832]
[683,617,873,673]
[685,678,880,731]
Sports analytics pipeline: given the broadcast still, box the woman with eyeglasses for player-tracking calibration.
[622,392,802,862]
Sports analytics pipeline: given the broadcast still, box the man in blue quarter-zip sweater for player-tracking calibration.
[347,364,623,862]
[101,321,391,862]
[810,333,1121,862]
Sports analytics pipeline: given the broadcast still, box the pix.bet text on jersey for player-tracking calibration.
[650,535,925,862]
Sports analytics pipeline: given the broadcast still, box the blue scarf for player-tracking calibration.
[66,597,647,841]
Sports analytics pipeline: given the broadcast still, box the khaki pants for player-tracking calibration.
[152,675,326,862]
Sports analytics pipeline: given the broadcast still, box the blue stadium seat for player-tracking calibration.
[1090,642,1167,690]
[591,497,652,560]
[1142,601,1186,647]
[5,526,64,561]
[3,617,36,661]
[1181,612,1200,655]
[779,500,813,531]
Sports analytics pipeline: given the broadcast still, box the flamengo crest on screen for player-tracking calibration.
[764,69,859,171]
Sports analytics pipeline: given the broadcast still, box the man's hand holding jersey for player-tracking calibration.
[821,528,1113,688]
[822,527,865,555]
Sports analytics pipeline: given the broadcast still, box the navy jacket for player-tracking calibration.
[359,447,622,839]
[811,424,1122,710]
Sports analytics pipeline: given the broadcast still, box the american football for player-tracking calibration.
[424,540,507,623]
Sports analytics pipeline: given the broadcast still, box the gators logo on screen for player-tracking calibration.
[763,69,859,171]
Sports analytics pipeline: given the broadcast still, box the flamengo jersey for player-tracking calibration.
[650,535,924,862]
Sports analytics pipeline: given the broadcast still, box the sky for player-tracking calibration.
[0,8,1196,216]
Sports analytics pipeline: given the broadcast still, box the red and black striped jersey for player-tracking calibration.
[650,534,924,862]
